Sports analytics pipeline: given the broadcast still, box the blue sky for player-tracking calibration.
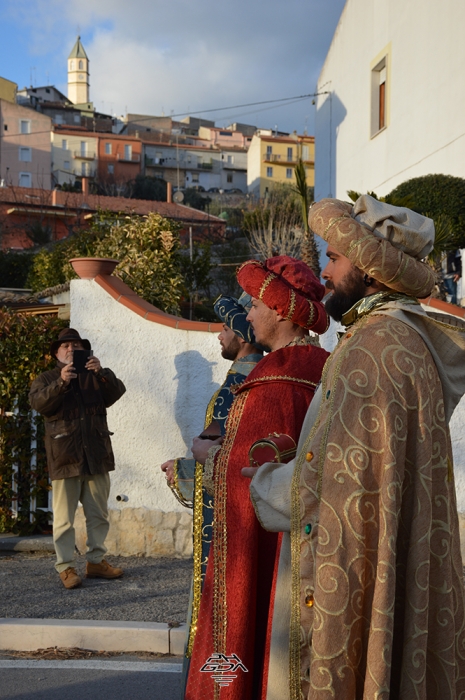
[0,0,346,133]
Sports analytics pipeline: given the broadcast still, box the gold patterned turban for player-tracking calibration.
[309,195,436,298]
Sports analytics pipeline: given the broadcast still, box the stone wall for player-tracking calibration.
[75,506,193,558]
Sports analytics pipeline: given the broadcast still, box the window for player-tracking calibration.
[62,139,68,150]
[105,143,112,155]
[79,60,84,70]
[287,147,293,160]
[4,124,7,131]
[378,66,386,130]
[64,160,70,171]
[20,120,31,134]
[124,144,132,160]
[286,168,292,179]
[227,173,233,183]
[370,46,390,137]
[80,141,88,157]
[302,145,309,161]
[266,145,272,156]
[192,172,199,182]
[266,167,273,177]
[108,164,114,174]
[19,173,32,187]
[227,155,234,165]
[81,162,88,176]
[19,147,32,162]
[74,114,80,124]
[54,115,63,125]
[70,60,74,70]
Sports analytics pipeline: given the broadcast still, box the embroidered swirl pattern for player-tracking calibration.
[290,315,465,699]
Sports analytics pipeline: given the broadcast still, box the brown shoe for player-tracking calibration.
[86,559,123,579]
[59,567,82,589]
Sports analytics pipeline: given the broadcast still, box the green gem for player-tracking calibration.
[326,390,331,399]
[305,523,312,535]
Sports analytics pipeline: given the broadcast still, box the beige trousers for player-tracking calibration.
[52,472,110,573]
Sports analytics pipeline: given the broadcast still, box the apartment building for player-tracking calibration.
[0,99,52,189]
[247,132,315,198]
[51,129,98,186]
[97,133,142,184]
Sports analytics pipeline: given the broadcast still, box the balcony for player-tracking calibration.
[198,161,213,170]
[73,151,96,160]
[262,153,314,165]
[73,168,96,177]
[145,157,165,167]
[117,153,141,163]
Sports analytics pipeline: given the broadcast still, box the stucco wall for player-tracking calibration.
[69,276,465,558]
[315,0,465,201]
[70,277,230,556]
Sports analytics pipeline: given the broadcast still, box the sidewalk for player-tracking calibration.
[0,535,191,654]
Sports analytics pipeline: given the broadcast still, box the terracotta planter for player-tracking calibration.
[69,257,119,279]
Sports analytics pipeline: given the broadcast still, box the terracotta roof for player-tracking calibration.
[0,186,224,225]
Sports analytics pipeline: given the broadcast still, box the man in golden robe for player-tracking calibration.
[248,196,465,699]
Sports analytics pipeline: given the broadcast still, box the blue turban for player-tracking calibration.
[213,292,257,344]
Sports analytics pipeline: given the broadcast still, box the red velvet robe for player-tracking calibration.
[185,343,329,700]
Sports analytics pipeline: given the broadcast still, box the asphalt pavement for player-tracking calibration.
[0,544,190,699]
[0,550,192,622]
[0,655,182,700]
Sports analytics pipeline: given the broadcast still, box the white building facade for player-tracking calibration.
[314,0,465,201]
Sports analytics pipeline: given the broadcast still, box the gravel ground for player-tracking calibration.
[0,551,192,622]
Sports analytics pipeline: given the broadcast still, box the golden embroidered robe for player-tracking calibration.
[252,305,465,700]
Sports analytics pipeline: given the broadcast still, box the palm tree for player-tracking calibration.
[294,159,320,276]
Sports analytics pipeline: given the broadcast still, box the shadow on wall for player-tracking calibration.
[315,91,347,201]
[174,350,220,450]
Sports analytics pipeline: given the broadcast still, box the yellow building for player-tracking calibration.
[247,131,314,198]
[0,77,17,104]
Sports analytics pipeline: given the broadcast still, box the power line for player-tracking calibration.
[126,93,321,124]
[0,92,324,139]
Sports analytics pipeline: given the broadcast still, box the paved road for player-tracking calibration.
[0,657,182,700]
[0,551,191,622]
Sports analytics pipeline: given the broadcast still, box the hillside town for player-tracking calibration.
[0,37,315,251]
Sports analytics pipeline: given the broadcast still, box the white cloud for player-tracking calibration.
[1,0,346,132]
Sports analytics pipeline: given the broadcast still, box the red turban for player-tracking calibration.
[237,256,329,334]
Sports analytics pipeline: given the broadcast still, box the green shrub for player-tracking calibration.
[387,174,465,245]
[0,310,67,533]
[0,251,35,288]
[27,210,184,313]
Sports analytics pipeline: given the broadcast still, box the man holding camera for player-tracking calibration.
[29,328,126,589]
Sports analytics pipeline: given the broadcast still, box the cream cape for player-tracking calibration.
[251,300,465,700]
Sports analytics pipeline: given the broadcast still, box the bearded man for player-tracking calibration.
[185,256,330,700]
[248,196,465,700]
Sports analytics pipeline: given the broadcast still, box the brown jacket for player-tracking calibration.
[29,365,126,480]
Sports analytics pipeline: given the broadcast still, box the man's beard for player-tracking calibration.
[325,268,367,323]
[221,334,242,361]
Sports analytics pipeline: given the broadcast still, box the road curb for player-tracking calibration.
[0,618,187,656]
[0,536,55,553]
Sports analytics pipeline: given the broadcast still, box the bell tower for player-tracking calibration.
[68,36,89,105]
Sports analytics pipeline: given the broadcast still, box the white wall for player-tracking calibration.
[315,0,465,201]
[71,280,465,520]
[70,279,230,514]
